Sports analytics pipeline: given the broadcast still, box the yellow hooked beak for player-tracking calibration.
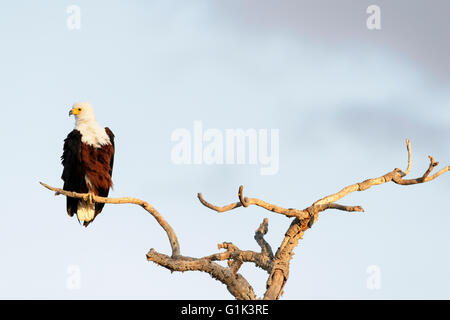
[69,107,82,116]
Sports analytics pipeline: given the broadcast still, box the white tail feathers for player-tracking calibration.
[77,200,95,222]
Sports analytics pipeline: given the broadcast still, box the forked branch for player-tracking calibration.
[41,139,449,300]
[197,139,449,299]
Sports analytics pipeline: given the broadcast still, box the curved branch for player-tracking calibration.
[198,187,309,220]
[197,192,243,212]
[403,138,412,176]
[39,182,181,257]
[255,218,274,259]
[238,185,249,207]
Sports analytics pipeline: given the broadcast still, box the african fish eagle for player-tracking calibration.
[61,102,115,227]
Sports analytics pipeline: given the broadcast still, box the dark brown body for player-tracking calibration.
[61,127,115,226]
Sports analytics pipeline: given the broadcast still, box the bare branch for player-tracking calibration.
[393,157,449,185]
[146,249,256,300]
[41,181,262,299]
[219,242,244,274]
[41,139,449,300]
[316,203,365,213]
[197,192,243,212]
[254,218,274,259]
[403,138,412,176]
[262,139,449,300]
[203,244,272,274]
[313,140,449,206]
[39,182,181,257]
[201,219,276,274]
[199,186,309,220]
[238,185,249,207]
[423,156,439,179]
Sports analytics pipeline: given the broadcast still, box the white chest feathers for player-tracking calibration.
[76,122,111,148]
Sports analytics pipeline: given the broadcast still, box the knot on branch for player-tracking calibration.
[218,242,239,252]
[265,260,290,299]
[219,242,244,273]
[272,260,290,280]
[306,206,319,228]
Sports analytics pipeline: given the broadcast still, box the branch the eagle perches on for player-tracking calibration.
[40,139,449,300]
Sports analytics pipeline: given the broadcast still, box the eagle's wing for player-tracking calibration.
[105,127,115,179]
[61,129,84,217]
[91,127,115,218]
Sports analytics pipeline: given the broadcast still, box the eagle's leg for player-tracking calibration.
[86,192,96,204]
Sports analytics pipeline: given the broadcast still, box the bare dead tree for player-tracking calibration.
[40,139,449,300]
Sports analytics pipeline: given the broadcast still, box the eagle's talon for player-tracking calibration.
[87,192,95,204]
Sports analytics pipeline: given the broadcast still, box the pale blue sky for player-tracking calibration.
[0,1,449,299]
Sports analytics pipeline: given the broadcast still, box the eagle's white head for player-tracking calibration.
[70,102,97,123]
[69,102,111,147]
